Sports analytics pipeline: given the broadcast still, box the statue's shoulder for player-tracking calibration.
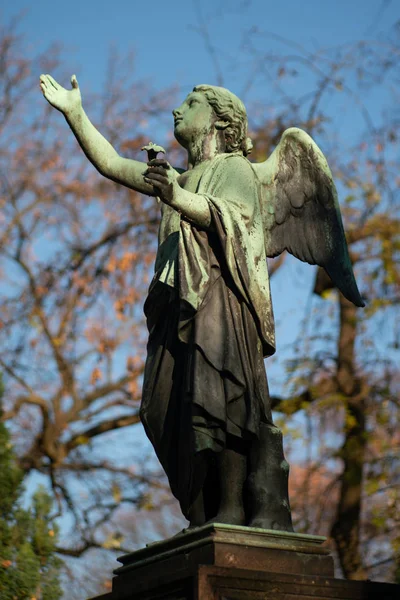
[209,152,255,178]
[198,153,258,200]
[213,152,251,165]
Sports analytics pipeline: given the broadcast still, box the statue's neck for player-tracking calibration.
[186,130,225,169]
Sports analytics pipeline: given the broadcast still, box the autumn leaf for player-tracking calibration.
[90,367,102,385]
[1,559,12,568]
[112,483,122,503]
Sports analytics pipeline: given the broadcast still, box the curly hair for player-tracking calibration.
[193,84,253,156]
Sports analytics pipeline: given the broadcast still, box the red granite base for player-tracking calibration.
[89,524,399,600]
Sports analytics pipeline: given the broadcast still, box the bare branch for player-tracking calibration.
[1,392,49,422]
[66,413,141,452]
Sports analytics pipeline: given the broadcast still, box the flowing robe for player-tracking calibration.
[140,153,276,518]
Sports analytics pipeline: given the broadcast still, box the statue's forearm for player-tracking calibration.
[64,106,118,176]
[64,106,153,195]
[170,188,212,229]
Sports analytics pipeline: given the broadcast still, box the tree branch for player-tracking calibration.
[1,392,49,422]
[271,376,339,414]
[66,412,141,452]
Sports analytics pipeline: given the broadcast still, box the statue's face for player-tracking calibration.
[172,91,215,147]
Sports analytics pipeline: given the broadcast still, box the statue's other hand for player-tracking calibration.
[143,159,179,206]
[39,74,82,115]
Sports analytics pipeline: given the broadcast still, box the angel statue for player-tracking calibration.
[39,74,364,533]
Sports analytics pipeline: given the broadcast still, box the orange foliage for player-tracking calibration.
[0,21,177,561]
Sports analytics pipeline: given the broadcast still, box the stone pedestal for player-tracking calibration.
[90,524,399,600]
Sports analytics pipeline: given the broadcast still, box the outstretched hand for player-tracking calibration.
[143,159,180,206]
[39,74,82,115]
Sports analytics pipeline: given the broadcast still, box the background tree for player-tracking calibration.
[0,376,63,599]
[0,18,183,570]
[0,10,399,598]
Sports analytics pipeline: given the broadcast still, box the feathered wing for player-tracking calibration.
[252,127,364,307]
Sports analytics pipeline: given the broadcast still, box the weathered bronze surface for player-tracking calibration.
[40,76,364,532]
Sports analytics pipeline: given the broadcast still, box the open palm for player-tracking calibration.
[39,74,81,115]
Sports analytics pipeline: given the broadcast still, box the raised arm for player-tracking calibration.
[39,74,156,196]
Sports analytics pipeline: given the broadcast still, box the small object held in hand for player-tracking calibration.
[141,142,166,162]
[142,143,167,203]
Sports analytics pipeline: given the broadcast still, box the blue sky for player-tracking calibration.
[3,0,399,554]
[4,0,398,408]
[6,1,397,182]
[4,0,397,407]
[4,0,398,96]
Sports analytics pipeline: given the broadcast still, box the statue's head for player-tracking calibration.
[193,85,253,156]
[173,85,253,156]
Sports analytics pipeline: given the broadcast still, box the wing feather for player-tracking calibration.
[252,128,364,307]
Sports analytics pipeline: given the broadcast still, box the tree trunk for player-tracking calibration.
[331,296,367,580]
